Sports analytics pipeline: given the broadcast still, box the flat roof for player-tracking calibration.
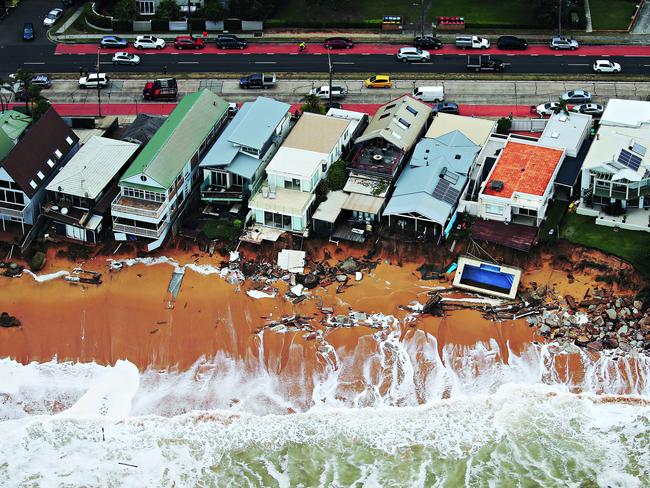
[312,190,348,223]
[538,111,591,156]
[425,113,495,146]
[600,99,650,128]
[283,112,351,154]
[483,141,564,199]
[266,146,325,179]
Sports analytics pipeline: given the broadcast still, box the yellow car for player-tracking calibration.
[364,74,392,89]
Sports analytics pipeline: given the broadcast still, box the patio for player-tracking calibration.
[350,140,404,177]
[581,204,650,233]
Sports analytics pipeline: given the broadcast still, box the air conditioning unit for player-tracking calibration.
[490,180,504,192]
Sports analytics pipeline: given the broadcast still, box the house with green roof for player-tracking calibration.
[0,111,32,161]
[111,89,229,250]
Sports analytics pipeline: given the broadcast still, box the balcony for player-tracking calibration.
[112,221,166,239]
[0,202,27,220]
[111,194,167,220]
[200,181,244,202]
[41,202,88,226]
[350,141,404,177]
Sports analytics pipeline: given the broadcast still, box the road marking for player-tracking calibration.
[567,63,589,66]
[177,61,199,64]
[531,54,539,56]
[643,64,650,66]
[24,62,45,65]
[333,62,354,65]
[255,61,277,64]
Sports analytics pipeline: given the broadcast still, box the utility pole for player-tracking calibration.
[413,1,425,37]
[96,47,102,117]
[327,49,333,107]
[558,0,562,36]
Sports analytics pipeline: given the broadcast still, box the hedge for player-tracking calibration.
[85,3,113,29]
[190,18,205,31]
[112,19,133,32]
[151,19,169,31]
[265,18,382,29]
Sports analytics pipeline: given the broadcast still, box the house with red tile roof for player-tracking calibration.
[476,139,565,226]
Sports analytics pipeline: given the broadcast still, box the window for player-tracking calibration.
[232,174,244,187]
[0,181,8,188]
[397,118,411,129]
[384,104,396,111]
[54,149,62,158]
[485,204,504,216]
[211,171,228,188]
[66,136,74,145]
[139,0,155,14]
[379,113,390,120]
[37,171,45,180]
[29,180,37,190]
[47,159,54,168]
[406,105,418,116]
[284,178,300,191]
[122,187,165,203]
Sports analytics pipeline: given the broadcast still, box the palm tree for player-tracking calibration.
[300,94,325,115]
[553,97,570,116]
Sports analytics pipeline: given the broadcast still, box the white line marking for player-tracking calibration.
[24,62,45,65]
[255,61,277,64]
[178,61,199,64]
[567,63,589,66]
[333,62,354,65]
[531,54,539,56]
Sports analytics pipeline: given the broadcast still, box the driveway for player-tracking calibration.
[632,2,650,34]
[0,0,62,46]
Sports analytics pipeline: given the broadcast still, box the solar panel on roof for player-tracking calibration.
[432,178,460,205]
[617,149,642,171]
[632,142,647,157]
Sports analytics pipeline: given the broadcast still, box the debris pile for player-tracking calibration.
[0,312,21,328]
[0,262,23,278]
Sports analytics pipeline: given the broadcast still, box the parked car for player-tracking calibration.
[455,35,489,49]
[466,55,505,72]
[61,0,77,6]
[142,78,177,100]
[593,59,621,73]
[30,75,52,89]
[43,8,63,27]
[79,73,110,89]
[432,102,459,115]
[496,35,527,50]
[562,89,592,103]
[134,35,165,50]
[112,52,140,66]
[100,36,127,48]
[364,74,392,89]
[239,73,276,89]
[574,103,604,116]
[549,36,578,50]
[22,22,34,41]
[325,101,344,110]
[308,85,347,100]
[413,36,442,50]
[396,47,430,62]
[174,35,204,50]
[216,35,246,49]
[535,102,560,116]
[324,37,354,49]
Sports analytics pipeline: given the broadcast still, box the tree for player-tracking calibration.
[496,117,512,135]
[326,160,349,191]
[113,0,137,20]
[228,0,277,20]
[300,94,325,115]
[553,97,570,115]
[13,69,42,115]
[31,99,51,121]
[156,0,181,20]
[203,0,228,21]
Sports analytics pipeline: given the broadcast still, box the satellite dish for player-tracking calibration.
[58,186,62,192]
[61,208,68,215]
[84,192,89,198]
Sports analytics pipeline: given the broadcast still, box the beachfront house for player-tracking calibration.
[577,99,650,232]
[199,97,292,208]
[111,89,229,251]
[340,96,432,229]
[43,136,139,244]
[248,111,358,234]
[0,108,79,236]
[383,130,481,239]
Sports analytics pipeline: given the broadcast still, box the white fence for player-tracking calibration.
[510,118,548,132]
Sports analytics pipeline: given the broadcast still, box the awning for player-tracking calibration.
[312,190,348,223]
[342,193,385,215]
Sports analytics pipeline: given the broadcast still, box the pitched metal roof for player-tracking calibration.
[120,89,229,189]
[425,112,495,146]
[0,111,32,161]
[355,95,432,151]
[47,136,139,199]
[228,97,290,150]
[120,113,166,145]
[1,108,79,197]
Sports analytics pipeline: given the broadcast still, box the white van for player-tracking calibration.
[412,86,444,103]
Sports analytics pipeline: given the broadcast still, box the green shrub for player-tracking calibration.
[112,19,133,32]
[326,160,349,191]
[85,3,113,29]
[264,18,382,29]
[233,219,243,230]
[496,117,512,135]
[151,19,168,31]
[30,251,46,271]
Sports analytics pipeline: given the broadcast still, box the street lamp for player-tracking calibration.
[413,1,425,37]
[96,47,102,117]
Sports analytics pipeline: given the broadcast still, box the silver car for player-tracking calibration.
[549,36,579,50]
[396,47,430,63]
[112,52,141,66]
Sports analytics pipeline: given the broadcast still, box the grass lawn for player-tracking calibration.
[560,212,650,277]
[589,0,638,30]
[201,220,237,241]
[539,200,569,243]
[428,0,535,27]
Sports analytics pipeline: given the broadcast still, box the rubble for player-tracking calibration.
[0,312,21,328]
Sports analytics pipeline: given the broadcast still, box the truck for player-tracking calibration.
[142,78,178,101]
[466,55,505,72]
[455,35,490,50]
[239,73,277,89]
[308,85,347,100]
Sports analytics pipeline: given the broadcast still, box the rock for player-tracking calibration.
[540,324,551,334]
[618,325,629,335]
[586,340,604,352]
[593,316,605,327]
[616,298,623,309]
[303,274,320,289]
[0,312,21,328]
[575,335,591,345]
[565,295,577,310]
[633,300,643,311]
[336,274,348,283]
[619,341,632,352]
[602,336,619,349]
[605,309,618,320]
[354,312,367,321]
[339,258,359,274]
[637,332,646,342]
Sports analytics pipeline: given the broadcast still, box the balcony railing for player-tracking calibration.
[112,222,165,239]
[111,194,167,219]
[201,184,244,201]
[0,204,26,220]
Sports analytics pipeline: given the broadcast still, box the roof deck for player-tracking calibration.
[350,140,404,177]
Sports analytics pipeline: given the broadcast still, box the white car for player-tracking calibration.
[112,52,141,66]
[43,8,63,27]
[396,47,430,63]
[133,35,166,50]
[536,102,560,116]
[79,73,110,89]
[574,103,605,117]
[593,59,621,73]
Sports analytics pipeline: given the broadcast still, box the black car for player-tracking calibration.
[324,37,354,49]
[432,102,460,115]
[100,35,128,48]
[496,36,528,50]
[325,101,343,110]
[61,0,77,5]
[216,35,247,49]
[413,36,443,50]
[22,22,34,41]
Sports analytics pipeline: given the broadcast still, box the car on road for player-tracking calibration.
[61,0,77,5]
[325,101,344,110]
[79,73,110,89]
[43,8,63,27]
[22,22,35,41]
[593,59,621,73]
[396,47,430,62]
[174,35,204,50]
[239,72,276,89]
[100,36,128,48]
[574,103,604,116]
[432,102,459,115]
[216,35,246,49]
[112,52,140,65]
[496,36,527,50]
[562,89,592,103]
[364,74,392,89]
[142,78,178,100]
[309,85,347,100]
[323,37,354,49]
[134,35,165,50]
[535,102,560,116]
[413,36,442,50]
[30,75,52,89]
[549,36,578,50]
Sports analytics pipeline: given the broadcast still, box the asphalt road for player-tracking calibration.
[1,50,650,78]
[0,0,65,46]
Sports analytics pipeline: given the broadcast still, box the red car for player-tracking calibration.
[174,36,204,50]
[323,37,354,49]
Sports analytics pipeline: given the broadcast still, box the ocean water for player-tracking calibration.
[1,331,650,487]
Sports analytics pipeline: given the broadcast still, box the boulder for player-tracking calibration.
[619,341,632,352]
[618,325,629,335]
[540,324,551,334]
[616,298,623,309]
[586,340,604,352]
[633,300,643,311]
[303,274,320,289]
[605,309,618,321]
[0,312,21,328]
[336,274,348,283]
[575,335,591,345]
[603,336,619,349]
[593,316,605,327]
[339,258,359,274]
